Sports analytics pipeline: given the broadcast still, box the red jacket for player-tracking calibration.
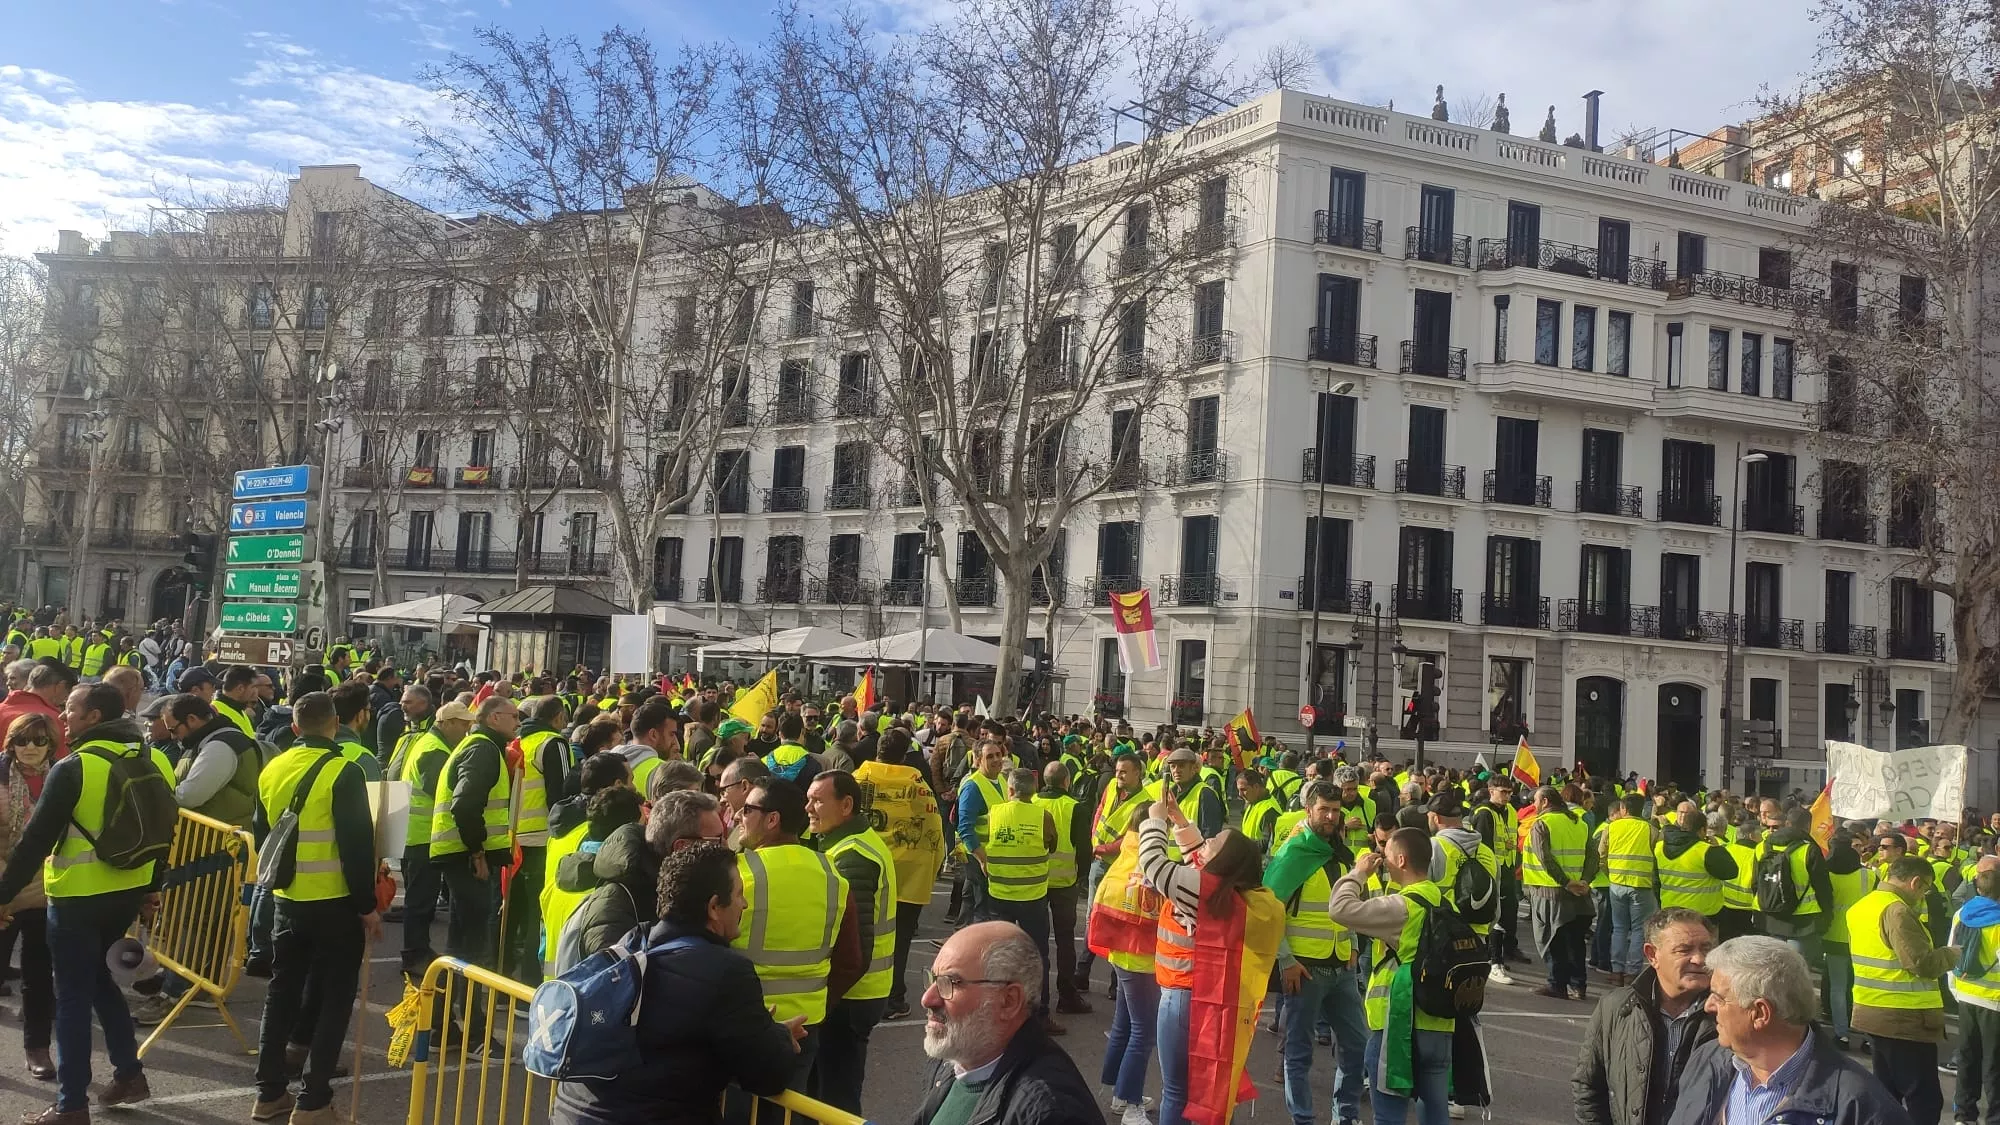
[0,691,65,760]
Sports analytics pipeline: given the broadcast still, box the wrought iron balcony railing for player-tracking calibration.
[1302,450,1376,489]
[1087,574,1141,607]
[1158,573,1222,607]
[758,576,805,604]
[764,486,808,513]
[1667,271,1828,317]
[1481,594,1551,629]
[956,576,997,607]
[1166,450,1227,486]
[1742,502,1805,535]
[1307,327,1379,368]
[1298,577,1372,614]
[1392,584,1462,622]
[1482,471,1553,508]
[879,578,924,606]
[1575,483,1643,518]
[1742,616,1806,650]
[1405,227,1471,268]
[771,395,813,425]
[1817,509,1876,544]
[825,482,873,511]
[1888,630,1946,662]
[1312,212,1383,253]
[1399,341,1467,379]
[1815,623,1877,656]
[1394,460,1466,499]
[1559,599,1649,637]
[1657,493,1722,527]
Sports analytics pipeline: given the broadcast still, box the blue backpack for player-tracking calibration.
[522,928,699,1081]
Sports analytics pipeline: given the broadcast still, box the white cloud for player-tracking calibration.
[0,38,445,255]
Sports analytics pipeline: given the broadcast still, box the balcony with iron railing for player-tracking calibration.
[720,398,750,428]
[509,465,586,490]
[764,486,809,514]
[1888,629,1946,662]
[1030,573,1067,607]
[1667,271,1827,317]
[1481,594,1551,629]
[1307,327,1379,368]
[1818,508,1876,544]
[825,482,873,511]
[1298,577,1372,614]
[1657,493,1722,527]
[1657,608,1737,644]
[542,551,611,576]
[653,576,684,602]
[1399,340,1467,379]
[1182,218,1237,255]
[1575,483,1644,519]
[1404,227,1471,268]
[1087,574,1141,607]
[1472,238,1669,288]
[1165,450,1227,487]
[1815,622,1878,656]
[1392,583,1462,622]
[1311,212,1383,253]
[712,487,751,515]
[696,577,743,603]
[1113,244,1153,275]
[758,576,805,604]
[1887,509,1926,548]
[1027,360,1077,397]
[833,387,877,418]
[1558,599,1650,637]
[880,578,924,607]
[1394,460,1466,499]
[956,575,997,607]
[1302,449,1376,489]
[1741,615,1806,650]
[771,394,813,425]
[1158,573,1222,607]
[1742,501,1805,536]
[1190,332,1231,367]
[1099,459,1146,493]
[809,576,871,605]
[1482,471,1553,508]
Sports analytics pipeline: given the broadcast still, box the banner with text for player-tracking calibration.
[1826,740,1968,822]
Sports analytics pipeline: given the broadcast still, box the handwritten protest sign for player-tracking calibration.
[1826,741,1967,822]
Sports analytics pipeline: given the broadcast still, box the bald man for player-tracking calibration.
[103,665,144,716]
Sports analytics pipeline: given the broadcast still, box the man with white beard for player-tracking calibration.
[908,921,1105,1125]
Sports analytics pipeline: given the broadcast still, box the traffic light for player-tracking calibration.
[181,532,217,591]
[1400,694,1420,738]
[1416,662,1443,741]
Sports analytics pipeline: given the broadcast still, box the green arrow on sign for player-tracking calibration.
[227,534,307,565]
[217,602,298,633]
[224,569,302,599]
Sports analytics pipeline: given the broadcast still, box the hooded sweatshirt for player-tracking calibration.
[1430,825,1488,883]
[1658,826,1741,883]
[555,822,661,966]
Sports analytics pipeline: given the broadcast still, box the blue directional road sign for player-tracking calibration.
[229,499,309,533]
[232,465,314,501]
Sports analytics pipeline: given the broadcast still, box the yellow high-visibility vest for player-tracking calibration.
[1605,818,1656,889]
[960,772,1006,844]
[1722,842,1758,911]
[985,800,1051,902]
[1285,862,1354,962]
[824,827,898,1000]
[1522,809,1585,888]
[430,732,509,858]
[1033,793,1079,888]
[399,729,454,847]
[1825,866,1875,944]
[1364,881,1453,1033]
[259,746,358,902]
[539,820,592,976]
[1848,887,1943,1010]
[732,843,848,1024]
[1656,840,1724,915]
[515,729,561,845]
[45,738,177,898]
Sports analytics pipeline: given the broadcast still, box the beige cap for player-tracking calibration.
[435,701,475,723]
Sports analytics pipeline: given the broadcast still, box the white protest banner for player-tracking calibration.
[1825,741,1968,822]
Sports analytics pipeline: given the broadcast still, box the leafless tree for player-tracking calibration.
[0,257,48,593]
[771,0,1243,712]
[412,28,783,615]
[1250,39,1320,93]
[1759,0,2000,738]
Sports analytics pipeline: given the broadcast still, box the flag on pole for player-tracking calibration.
[680,672,697,693]
[1225,708,1261,767]
[1510,736,1542,788]
[855,665,879,714]
[1110,588,1162,673]
[974,695,991,719]
[1472,751,1491,774]
[1809,780,1835,855]
[729,669,779,726]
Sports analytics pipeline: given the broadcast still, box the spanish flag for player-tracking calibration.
[1809,780,1835,855]
[855,665,879,714]
[1185,876,1285,1125]
[1510,736,1541,788]
[729,669,779,726]
[1224,708,1260,768]
[680,672,697,693]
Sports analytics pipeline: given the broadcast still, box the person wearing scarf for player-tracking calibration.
[1137,799,1284,1125]
[0,714,54,1079]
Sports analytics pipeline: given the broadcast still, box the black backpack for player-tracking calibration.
[1449,842,1499,927]
[1409,893,1488,1019]
[1756,841,1806,916]
[75,744,179,870]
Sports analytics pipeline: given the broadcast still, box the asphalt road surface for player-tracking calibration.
[0,887,1960,1125]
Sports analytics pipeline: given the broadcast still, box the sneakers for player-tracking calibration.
[1566,986,1587,1002]
[128,995,175,1028]
[1109,1096,1155,1112]
[1120,1106,1152,1125]
[95,1071,149,1107]
[1941,1062,1959,1076]
[250,1092,295,1122]
[1057,993,1095,1015]
[1488,964,1514,986]
[1529,985,1567,1000]
[883,1000,912,1021]
[286,1106,339,1125]
[1448,1104,1467,1120]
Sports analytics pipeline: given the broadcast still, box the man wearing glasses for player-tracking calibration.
[909,921,1101,1125]
[732,777,861,1096]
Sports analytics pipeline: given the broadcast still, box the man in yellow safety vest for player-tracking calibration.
[399,697,470,972]
[733,777,856,1093]
[249,691,382,1125]
[982,768,1060,1033]
[1037,759,1094,1015]
[1599,793,1659,988]
[806,770,897,1114]
[431,696,519,982]
[499,694,570,987]
[1522,786,1597,1001]
[954,739,1012,924]
[1849,855,1959,1124]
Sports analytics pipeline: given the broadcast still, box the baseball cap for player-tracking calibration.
[1164,748,1199,764]
[716,717,754,741]
[1427,788,1466,817]
[435,701,475,724]
[136,693,178,720]
[176,667,219,692]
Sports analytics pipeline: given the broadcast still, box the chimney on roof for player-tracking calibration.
[1583,90,1604,153]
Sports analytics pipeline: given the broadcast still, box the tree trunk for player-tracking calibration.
[991,557,1035,718]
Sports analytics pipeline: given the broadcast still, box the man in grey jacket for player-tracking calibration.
[1572,907,1719,1125]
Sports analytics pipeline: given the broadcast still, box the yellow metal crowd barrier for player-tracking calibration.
[138,808,258,1057]
[403,957,871,1125]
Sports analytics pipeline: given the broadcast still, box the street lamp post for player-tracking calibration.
[915,517,941,708]
[1305,380,1356,757]
[1721,446,1768,795]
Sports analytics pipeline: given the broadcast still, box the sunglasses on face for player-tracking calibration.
[8,737,49,749]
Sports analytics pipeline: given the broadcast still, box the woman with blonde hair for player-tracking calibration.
[0,712,55,1079]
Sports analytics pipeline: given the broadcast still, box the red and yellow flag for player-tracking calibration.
[855,665,879,714]
[1809,780,1835,855]
[1225,708,1260,768]
[679,672,697,693]
[1510,736,1542,788]
[1185,877,1285,1125]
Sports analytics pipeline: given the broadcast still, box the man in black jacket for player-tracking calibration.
[910,921,1104,1125]
[1572,907,1719,1125]
[553,842,804,1125]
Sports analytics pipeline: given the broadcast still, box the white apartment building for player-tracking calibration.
[19,93,1959,796]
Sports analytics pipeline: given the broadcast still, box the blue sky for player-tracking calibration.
[1,0,1823,255]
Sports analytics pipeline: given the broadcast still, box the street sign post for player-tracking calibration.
[226,534,307,565]
[229,500,309,533]
[224,569,302,599]
[232,465,314,501]
[215,636,295,665]
[217,603,299,633]
[1297,703,1317,728]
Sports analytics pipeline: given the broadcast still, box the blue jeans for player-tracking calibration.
[48,890,147,1112]
[1102,966,1159,1103]
[1157,985,1192,1125]
[1077,856,1110,980]
[1364,1027,1452,1125]
[1608,886,1657,976]
[1825,942,1855,1039]
[1590,887,1613,967]
[1280,961,1368,1125]
[248,883,276,963]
